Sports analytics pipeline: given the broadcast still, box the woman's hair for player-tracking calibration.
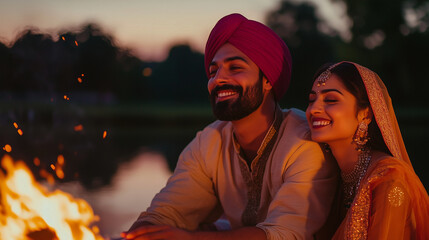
[313,62,391,155]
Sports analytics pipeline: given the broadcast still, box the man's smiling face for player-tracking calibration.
[207,43,264,121]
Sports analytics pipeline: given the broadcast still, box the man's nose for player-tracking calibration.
[208,67,228,91]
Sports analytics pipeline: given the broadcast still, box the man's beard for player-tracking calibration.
[210,77,264,121]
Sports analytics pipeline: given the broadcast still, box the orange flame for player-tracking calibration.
[102,131,107,139]
[77,77,83,83]
[13,122,19,129]
[17,129,23,135]
[39,169,55,185]
[0,155,104,240]
[75,41,79,46]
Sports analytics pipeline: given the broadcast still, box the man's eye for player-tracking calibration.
[324,99,338,103]
[230,65,242,71]
[209,69,217,76]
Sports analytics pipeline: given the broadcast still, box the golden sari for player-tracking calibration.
[321,62,429,239]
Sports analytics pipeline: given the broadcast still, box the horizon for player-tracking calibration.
[0,0,348,61]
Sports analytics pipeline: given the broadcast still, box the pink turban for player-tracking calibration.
[205,13,292,100]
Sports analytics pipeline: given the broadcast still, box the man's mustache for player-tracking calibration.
[211,84,242,96]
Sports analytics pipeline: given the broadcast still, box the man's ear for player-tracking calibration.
[263,78,272,91]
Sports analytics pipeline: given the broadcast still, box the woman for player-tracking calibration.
[306,61,429,239]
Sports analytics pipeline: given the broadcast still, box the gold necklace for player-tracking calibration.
[341,150,372,208]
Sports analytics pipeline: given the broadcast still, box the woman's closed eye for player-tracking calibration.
[324,99,338,103]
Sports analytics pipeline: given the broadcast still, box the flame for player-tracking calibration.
[0,155,104,240]
[18,129,24,136]
[75,41,79,46]
[102,131,107,139]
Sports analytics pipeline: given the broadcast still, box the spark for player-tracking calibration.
[3,144,12,152]
[142,67,152,77]
[57,155,65,165]
[33,157,40,166]
[74,124,83,132]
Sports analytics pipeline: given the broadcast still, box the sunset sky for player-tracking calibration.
[0,0,348,61]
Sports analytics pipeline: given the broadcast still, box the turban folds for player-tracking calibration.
[205,13,292,100]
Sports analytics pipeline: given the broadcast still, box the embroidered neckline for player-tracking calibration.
[235,106,283,226]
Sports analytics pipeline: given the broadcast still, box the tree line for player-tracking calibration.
[1,0,428,108]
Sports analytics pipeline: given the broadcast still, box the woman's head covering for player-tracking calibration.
[204,13,292,100]
[332,61,411,166]
[328,62,429,240]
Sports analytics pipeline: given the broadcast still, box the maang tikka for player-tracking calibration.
[316,63,340,87]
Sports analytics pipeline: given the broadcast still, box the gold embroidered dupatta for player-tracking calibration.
[331,62,429,240]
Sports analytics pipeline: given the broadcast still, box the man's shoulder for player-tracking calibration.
[274,107,323,157]
[280,108,311,139]
[193,120,232,143]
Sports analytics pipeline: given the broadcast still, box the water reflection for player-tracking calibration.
[57,151,172,239]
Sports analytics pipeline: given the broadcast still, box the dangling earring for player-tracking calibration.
[353,121,369,151]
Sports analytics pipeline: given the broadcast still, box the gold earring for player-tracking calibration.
[353,121,369,151]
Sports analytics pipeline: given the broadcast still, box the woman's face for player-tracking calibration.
[306,74,367,146]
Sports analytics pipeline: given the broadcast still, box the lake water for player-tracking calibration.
[57,151,172,239]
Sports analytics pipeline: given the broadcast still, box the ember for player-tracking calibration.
[0,155,104,240]
[3,144,12,153]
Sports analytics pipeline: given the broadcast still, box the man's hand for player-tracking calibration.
[121,224,194,240]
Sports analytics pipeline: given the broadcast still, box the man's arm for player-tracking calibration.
[126,129,222,230]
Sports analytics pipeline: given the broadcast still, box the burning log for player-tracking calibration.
[27,228,58,240]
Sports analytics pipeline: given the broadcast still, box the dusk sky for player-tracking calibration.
[0,0,348,61]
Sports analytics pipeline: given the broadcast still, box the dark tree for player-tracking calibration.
[266,1,339,108]
[337,0,429,105]
[150,44,207,103]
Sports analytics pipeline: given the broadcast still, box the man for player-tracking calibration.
[122,13,337,240]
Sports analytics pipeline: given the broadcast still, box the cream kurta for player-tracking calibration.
[136,108,338,239]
